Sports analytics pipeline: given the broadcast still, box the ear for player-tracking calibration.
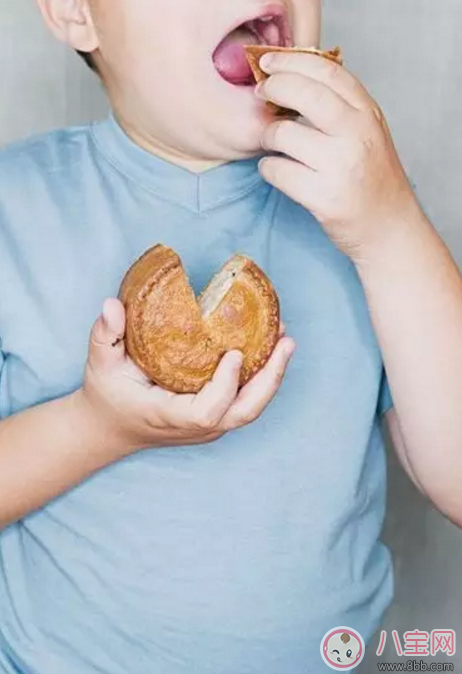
[36,0,99,53]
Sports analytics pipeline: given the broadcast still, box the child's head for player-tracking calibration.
[37,1,321,163]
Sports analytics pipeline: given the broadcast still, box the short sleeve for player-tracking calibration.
[377,369,394,417]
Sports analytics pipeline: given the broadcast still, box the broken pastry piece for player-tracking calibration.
[245,45,343,116]
[119,245,280,394]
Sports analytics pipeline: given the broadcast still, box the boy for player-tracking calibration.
[1,0,462,672]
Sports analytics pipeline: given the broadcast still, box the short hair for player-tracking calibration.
[77,50,97,72]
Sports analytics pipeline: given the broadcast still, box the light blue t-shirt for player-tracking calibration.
[0,115,393,674]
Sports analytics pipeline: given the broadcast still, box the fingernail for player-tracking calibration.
[260,53,274,71]
[229,350,244,366]
[254,81,267,99]
[285,340,296,357]
[102,302,110,328]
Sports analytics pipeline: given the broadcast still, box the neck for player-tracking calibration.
[113,110,227,174]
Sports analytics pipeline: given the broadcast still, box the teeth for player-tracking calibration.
[246,20,262,40]
[256,17,282,46]
[242,15,286,47]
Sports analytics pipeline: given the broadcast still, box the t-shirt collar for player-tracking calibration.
[91,113,267,213]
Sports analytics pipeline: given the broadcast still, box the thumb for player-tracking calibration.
[88,298,126,373]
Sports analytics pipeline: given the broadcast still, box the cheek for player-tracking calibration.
[114,29,197,103]
[96,0,188,70]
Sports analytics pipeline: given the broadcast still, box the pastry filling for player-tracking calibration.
[199,257,246,318]
[213,14,289,86]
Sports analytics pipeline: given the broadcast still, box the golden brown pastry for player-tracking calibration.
[244,45,343,116]
[119,245,280,394]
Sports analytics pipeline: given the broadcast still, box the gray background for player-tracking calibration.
[1,0,461,669]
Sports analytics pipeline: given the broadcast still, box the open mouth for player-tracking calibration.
[213,8,291,86]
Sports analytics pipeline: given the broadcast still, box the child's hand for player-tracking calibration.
[81,299,295,459]
[256,52,419,262]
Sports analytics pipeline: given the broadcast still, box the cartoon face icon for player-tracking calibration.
[320,627,365,670]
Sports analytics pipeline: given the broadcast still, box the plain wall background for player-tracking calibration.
[1,1,461,669]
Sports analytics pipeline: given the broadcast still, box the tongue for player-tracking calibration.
[213,26,259,85]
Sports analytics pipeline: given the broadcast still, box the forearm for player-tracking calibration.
[0,390,118,529]
[357,205,462,523]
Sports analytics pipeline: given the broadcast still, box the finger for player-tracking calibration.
[176,350,243,429]
[143,350,243,430]
[258,156,320,213]
[256,73,356,135]
[261,119,332,171]
[221,337,296,430]
[259,51,371,110]
[192,350,243,422]
[88,298,126,373]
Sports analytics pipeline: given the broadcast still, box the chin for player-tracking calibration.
[204,121,265,162]
[207,94,272,161]
[226,120,267,158]
[228,130,266,159]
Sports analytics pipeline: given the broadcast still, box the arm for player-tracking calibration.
[384,410,425,494]
[358,214,462,524]
[0,391,116,529]
[252,51,462,526]
[0,299,293,530]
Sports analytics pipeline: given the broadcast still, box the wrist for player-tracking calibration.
[68,389,132,466]
[351,199,431,277]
